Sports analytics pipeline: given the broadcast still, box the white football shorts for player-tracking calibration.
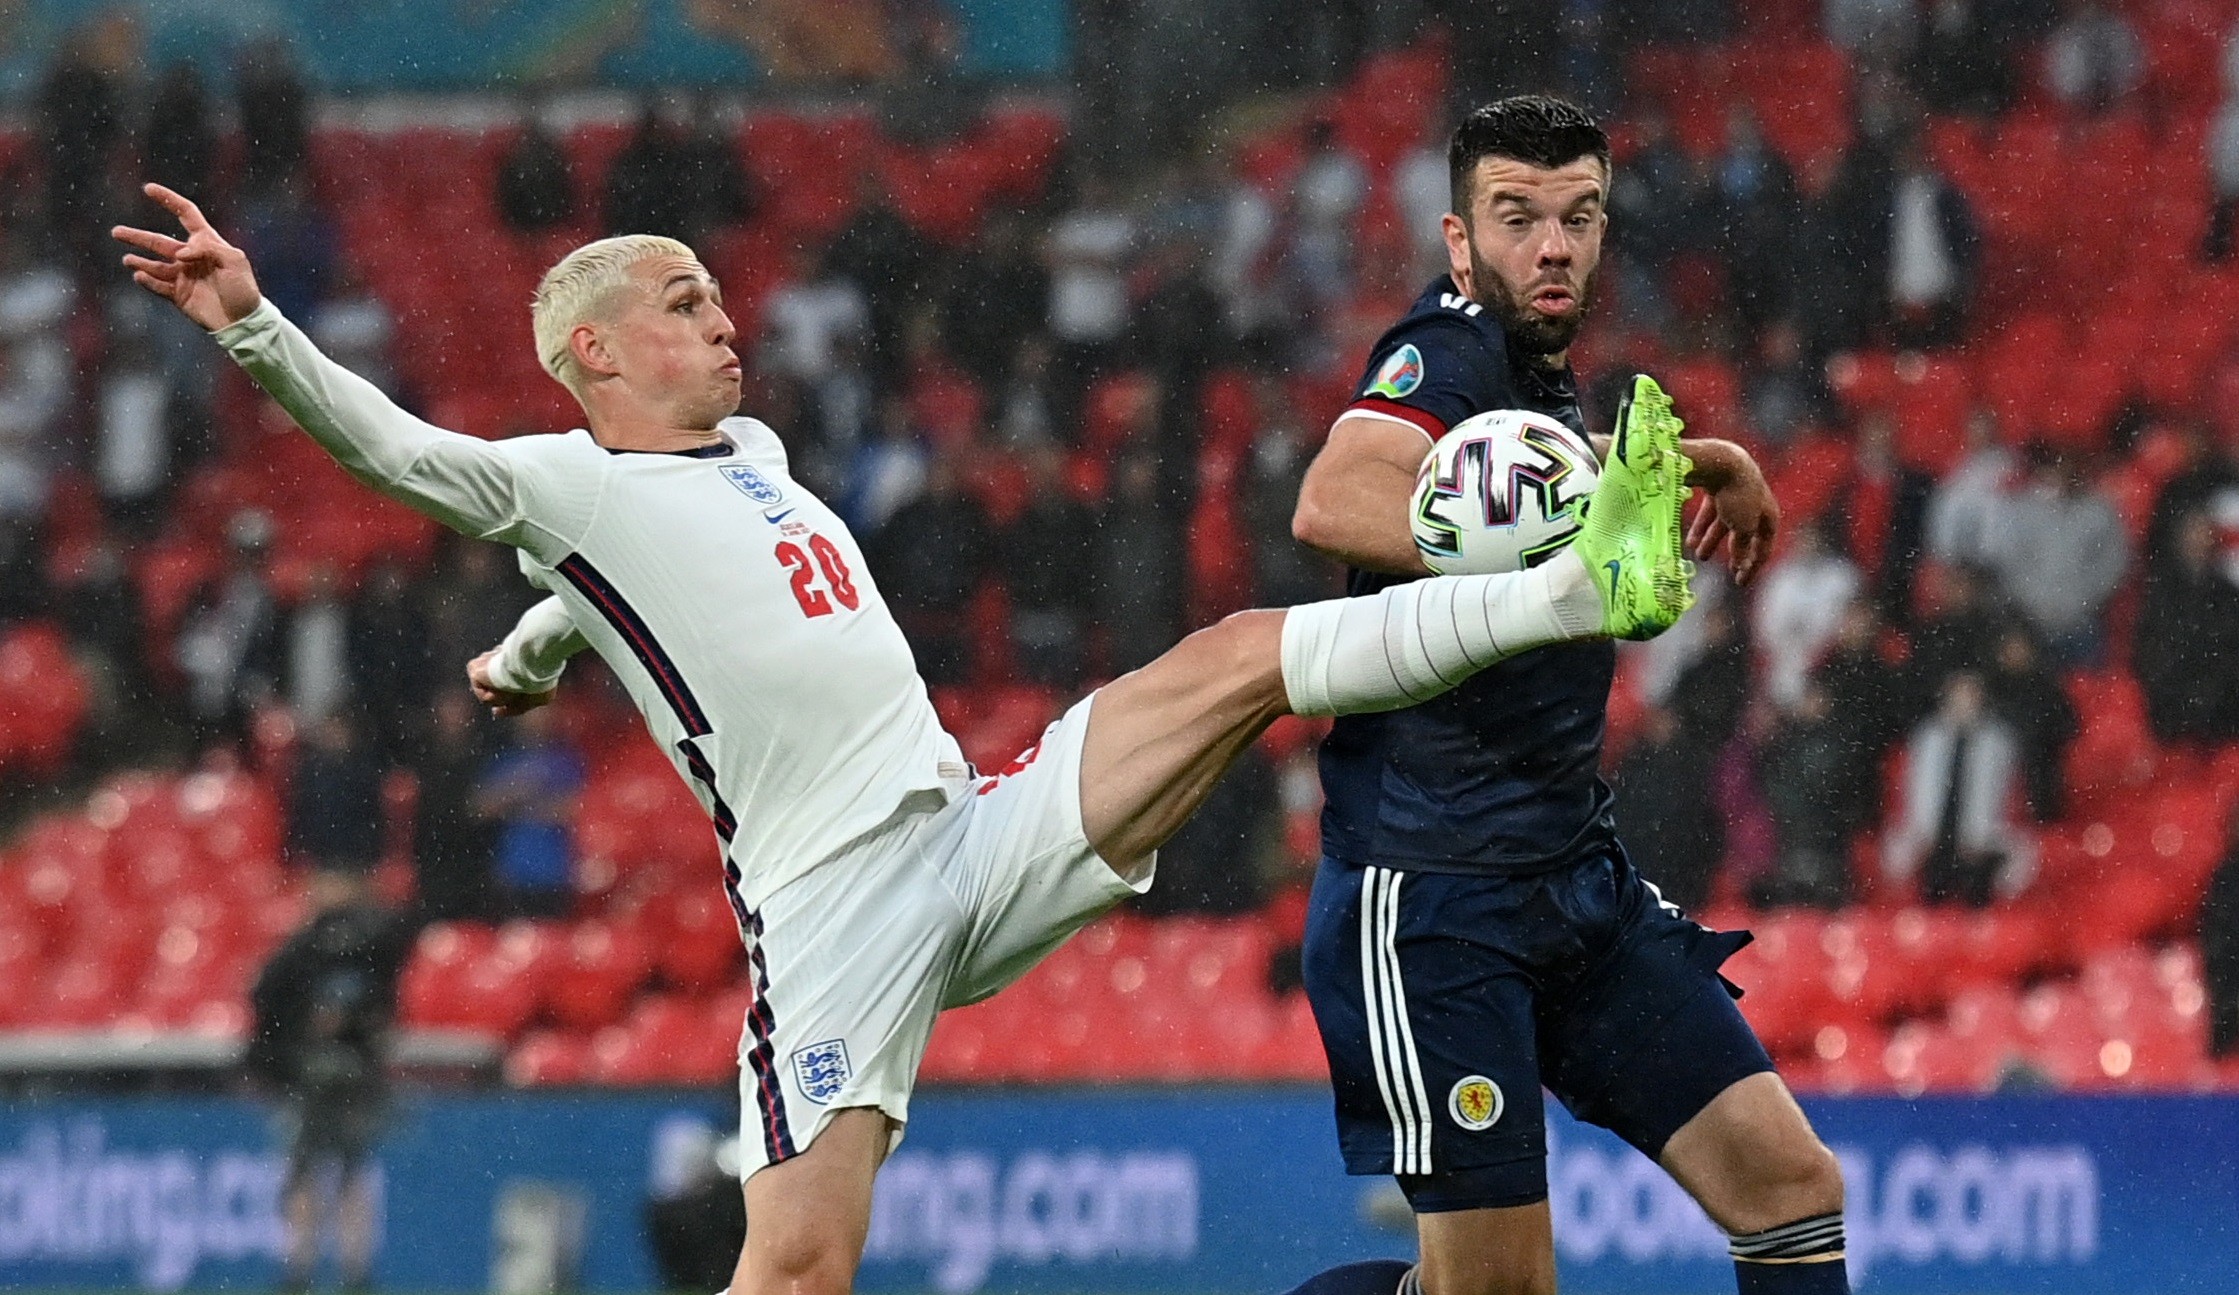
[731,691,1151,1178]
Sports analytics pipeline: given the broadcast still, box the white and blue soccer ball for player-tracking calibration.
[1409,409,1600,575]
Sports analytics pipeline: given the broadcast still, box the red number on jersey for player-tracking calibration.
[775,541,833,617]
[809,535,860,610]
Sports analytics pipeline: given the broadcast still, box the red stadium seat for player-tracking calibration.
[507,1029,592,1087]
[546,920,654,1030]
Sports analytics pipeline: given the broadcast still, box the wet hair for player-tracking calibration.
[1448,95,1612,218]
[531,234,699,397]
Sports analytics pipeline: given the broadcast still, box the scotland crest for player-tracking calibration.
[722,463,784,505]
[792,1039,852,1105]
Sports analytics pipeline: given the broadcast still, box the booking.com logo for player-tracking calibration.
[1545,1122,2100,1284]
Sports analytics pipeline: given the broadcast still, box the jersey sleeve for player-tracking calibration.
[482,595,588,693]
[1342,316,1513,442]
[213,300,598,560]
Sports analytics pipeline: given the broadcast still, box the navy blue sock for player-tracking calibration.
[1279,1259,1415,1295]
[1731,1212,1849,1294]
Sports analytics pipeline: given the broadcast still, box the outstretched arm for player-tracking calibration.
[113,183,527,541]
[468,597,586,717]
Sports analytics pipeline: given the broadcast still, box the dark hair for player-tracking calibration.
[1448,95,1611,217]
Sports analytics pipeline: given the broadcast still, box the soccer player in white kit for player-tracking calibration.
[115,182,1709,1295]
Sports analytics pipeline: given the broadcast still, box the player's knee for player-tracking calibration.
[1733,1133,1844,1230]
[739,1221,857,1295]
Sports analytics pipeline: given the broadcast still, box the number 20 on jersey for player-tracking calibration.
[776,535,859,617]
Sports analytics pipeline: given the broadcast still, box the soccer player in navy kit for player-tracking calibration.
[1283,99,1850,1295]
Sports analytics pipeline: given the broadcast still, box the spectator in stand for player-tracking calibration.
[1613,706,1725,911]
[674,98,758,242]
[33,33,119,270]
[1983,625,2077,821]
[353,561,434,764]
[1242,373,1336,608]
[1788,145,1882,359]
[991,333,1060,450]
[1884,670,2032,907]
[1871,126,1980,349]
[1285,120,1368,330]
[1001,446,1096,689]
[142,62,218,216]
[236,38,311,199]
[1610,107,1712,334]
[175,509,284,751]
[1926,408,2016,570]
[941,212,1051,392]
[310,265,400,399]
[2042,0,2143,114]
[413,692,495,922]
[1753,516,1863,710]
[844,396,931,536]
[791,333,876,496]
[1096,448,1186,675]
[1140,743,1276,915]
[1815,595,1913,778]
[286,565,355,729]
[474,704,584,919]
[1905,561,2000,714]
[827,174,931,384]
[245,865,412,1295]
[1740,319,1823,448]
[1826,0,1915,66]
[604,99,692,240]
[868,454,989,684]
[760,245,870,385]
[2212,39,2239,261]
[1981,444,2128,664]
[1759,685,1863,908]
[0,235,73,530]
[1911,0,2020,116]
[2202,809,2239,1058]
[289,710,387,875]
[1392,111,1451,280]
[422,535,540,693]
[497,102,577,234]
[93,324,171,535]
[1044,169,1136,427]
[1710,104,1797,340]
[2135,507,2239,744]
[237,175,337,324]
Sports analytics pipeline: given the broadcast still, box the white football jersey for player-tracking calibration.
[216,302,967,912]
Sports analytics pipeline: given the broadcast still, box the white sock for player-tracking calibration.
[1280,549,1602,717]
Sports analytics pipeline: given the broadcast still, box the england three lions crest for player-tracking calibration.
[792,1039,851,1105]
[722,463,784,505]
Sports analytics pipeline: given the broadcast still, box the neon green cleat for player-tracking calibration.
[1572,374,1696,641]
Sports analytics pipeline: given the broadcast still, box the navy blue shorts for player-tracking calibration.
[1301,848,1772,1212]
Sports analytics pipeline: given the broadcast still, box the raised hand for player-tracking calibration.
[1682,440,1780,585]
[111,183,264,332]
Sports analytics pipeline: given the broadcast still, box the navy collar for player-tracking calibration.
[602,438,735,459]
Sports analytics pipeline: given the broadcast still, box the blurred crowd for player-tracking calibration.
[2,3,2239,973]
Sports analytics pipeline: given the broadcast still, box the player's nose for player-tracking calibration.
[1535,220,1575,265]
[707,304,737,347]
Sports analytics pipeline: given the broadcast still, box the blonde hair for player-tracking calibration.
[530,234,699,397]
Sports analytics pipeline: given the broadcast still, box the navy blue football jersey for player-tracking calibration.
[1319,276,1619,875]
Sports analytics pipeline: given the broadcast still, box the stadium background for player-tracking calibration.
[1,0,2237,1290]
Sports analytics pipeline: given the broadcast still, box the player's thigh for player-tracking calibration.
[1077,609,1290,870]
[733,1106,894,1295]
[734,835,963,1178]
[1416,1201,1558,1295]
[1537,859,1776,1190]
[1658,1071,1843,1235]
[939,695,1154,1007]
[1302,860,1550,1197]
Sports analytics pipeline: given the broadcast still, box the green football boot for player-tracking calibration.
[1572,374,1696,640]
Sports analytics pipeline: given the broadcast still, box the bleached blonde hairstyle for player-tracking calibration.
[530,234,699,397]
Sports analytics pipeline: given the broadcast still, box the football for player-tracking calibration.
[1409,409,1601,575]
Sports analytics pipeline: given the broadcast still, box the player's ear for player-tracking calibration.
[1442,212,1472,281]
[570,321,619,381]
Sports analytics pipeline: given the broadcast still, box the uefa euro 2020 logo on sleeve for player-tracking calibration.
[721,463,784,505]
[793,1039,852,1104]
